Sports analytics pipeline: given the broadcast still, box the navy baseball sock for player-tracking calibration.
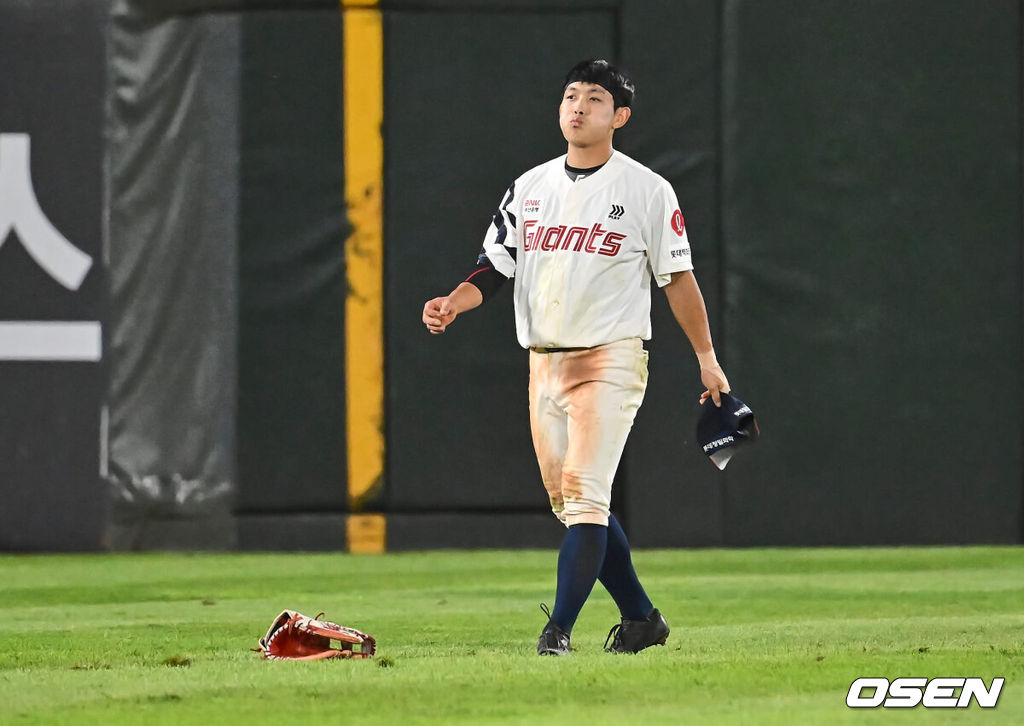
[598,514,654,621]
[549,523,608,634]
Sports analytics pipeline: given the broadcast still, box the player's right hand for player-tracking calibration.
[423,297,457,334]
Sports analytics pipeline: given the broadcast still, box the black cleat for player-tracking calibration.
[604,608,670,653]
[536,603,571,656]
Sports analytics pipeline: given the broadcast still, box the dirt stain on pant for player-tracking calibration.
[528,338,647,527]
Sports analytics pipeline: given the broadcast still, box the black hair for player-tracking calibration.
[562,59,635,108]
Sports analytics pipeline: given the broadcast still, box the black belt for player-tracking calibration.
[529,346,590,354]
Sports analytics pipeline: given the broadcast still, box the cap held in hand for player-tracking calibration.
[697,391,759,470]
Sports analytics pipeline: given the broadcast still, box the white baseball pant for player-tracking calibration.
[528,337,648,527]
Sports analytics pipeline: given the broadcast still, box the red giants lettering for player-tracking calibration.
[561,226,586,251]
[524,220,624,257]
[540,225,566,251]
[584,223,603,253]
[599,232,625,257]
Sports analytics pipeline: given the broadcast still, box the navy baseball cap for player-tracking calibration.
[697,392,759,470]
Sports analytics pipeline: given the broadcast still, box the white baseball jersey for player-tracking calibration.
[480,150,693,349]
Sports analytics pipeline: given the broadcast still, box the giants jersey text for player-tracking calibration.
[480,151,692,348]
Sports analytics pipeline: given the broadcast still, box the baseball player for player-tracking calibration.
[422,59,730,655]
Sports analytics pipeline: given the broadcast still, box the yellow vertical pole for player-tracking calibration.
[343,0,386,553]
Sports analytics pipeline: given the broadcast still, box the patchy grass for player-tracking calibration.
[1,547,1022,724]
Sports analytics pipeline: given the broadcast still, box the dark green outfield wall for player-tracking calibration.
[718,0,1023,545]
[382,0,1023,546]
[1,0,1020,549]
[236,9,348,515]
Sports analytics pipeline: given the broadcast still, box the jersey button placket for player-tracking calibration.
[563,181,581,222]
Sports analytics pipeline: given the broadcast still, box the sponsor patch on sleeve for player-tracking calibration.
[671,210,685,237]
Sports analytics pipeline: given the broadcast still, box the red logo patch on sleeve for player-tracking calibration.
[671,210,685,237]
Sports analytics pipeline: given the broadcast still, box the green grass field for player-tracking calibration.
[2,547,1022,724]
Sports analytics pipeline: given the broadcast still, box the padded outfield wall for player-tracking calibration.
[0,0,1020,550]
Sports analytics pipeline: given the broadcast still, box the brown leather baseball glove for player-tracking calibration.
[254,610,376,660]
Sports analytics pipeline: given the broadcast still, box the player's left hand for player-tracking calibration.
[699,365,730,407]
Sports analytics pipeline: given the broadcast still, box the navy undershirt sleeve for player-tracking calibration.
[463,256,507,301]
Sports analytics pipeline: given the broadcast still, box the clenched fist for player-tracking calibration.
[423,297,457,334]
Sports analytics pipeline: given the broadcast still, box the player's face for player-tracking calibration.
[559,83,630,148]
